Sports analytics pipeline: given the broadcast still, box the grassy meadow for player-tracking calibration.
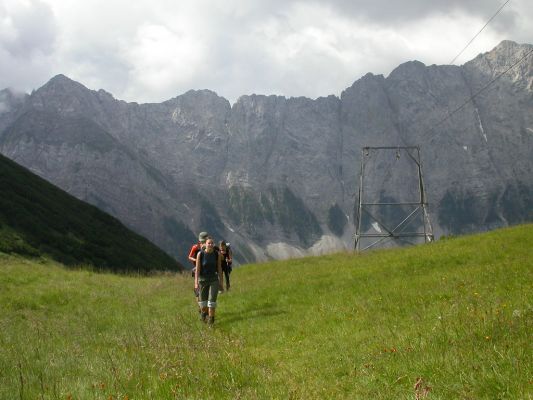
[0,224,532,399]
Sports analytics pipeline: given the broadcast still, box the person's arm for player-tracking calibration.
[217,252,224,291]
[195,252,201,289]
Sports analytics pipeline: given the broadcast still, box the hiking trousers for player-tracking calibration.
[223,268,231,289]
[198,276,219,308]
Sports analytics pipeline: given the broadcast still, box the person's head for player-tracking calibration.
[198,231,209,244]
[219,241,227,250]
[205,238,215,252]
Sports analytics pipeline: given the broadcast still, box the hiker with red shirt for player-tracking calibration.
[188,232,209,310]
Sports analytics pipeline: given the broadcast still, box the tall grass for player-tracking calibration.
[1,224,532,399]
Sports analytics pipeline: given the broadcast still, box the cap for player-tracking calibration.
[198,232,209,242]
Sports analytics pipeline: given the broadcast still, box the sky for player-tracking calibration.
[1,0,532,104]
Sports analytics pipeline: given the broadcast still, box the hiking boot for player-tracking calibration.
[200,312,208,322]
[207,316,215,326]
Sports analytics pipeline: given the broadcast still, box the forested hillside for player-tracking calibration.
[0,154,183,272]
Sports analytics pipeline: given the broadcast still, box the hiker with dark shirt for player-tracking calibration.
[219,241,232,291]
[195,237,223,325]
[188,232,209,311]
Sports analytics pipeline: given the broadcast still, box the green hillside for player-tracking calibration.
[0,153,183,272]
[0,224,531,399]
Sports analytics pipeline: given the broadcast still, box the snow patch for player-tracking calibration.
[224,223,235,233]
[221,219,236,233]
[474,107,487,142]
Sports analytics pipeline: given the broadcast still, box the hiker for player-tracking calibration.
[195,237,224,325]
[188,232,209,311]
[219,241,233,291]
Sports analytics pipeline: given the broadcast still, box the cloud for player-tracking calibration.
[121,23,208,101]
[203,2,514,101]
[0,0,531,104]
[307,0,506,23]
[0,0,56,58]
[0,0,57,90]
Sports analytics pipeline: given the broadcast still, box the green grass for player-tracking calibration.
[1,224,532,399]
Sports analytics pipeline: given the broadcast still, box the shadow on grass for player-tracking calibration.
[220,301,287,325]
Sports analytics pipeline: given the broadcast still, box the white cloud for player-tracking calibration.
[121,23,208,101]
[0,0,57,90]
[0,0,56,57]
[0,0,532,104]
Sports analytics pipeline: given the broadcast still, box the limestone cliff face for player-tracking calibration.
[1,41,531,265]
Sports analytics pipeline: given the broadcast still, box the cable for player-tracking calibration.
[366,0,518,141]
[369,44,532,142]
[449,0,512,65]
[429,47,533,136]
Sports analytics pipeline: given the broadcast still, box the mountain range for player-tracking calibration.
[0,40,531,266]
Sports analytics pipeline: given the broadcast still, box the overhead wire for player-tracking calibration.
[367,0,522,142]
[427,47,533,138]
[449,0,512,65]
[418,0,528,139]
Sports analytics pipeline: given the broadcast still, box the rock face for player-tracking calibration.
[1,40,532,265]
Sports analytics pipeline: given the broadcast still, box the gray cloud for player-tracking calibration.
[0,0,57,92]
[0,0,531,104]
[0,0,56,58]
[312,0,506,22]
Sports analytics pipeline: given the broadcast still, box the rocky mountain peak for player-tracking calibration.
[40,74,89,94]
[165,89,228,106]
[464,40,532,90]
[340,72,384,100]
[387,60,427,80]
[490,40,528,56]
[28,74,97,115]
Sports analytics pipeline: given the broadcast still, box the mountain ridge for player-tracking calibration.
[1,40,531,265]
